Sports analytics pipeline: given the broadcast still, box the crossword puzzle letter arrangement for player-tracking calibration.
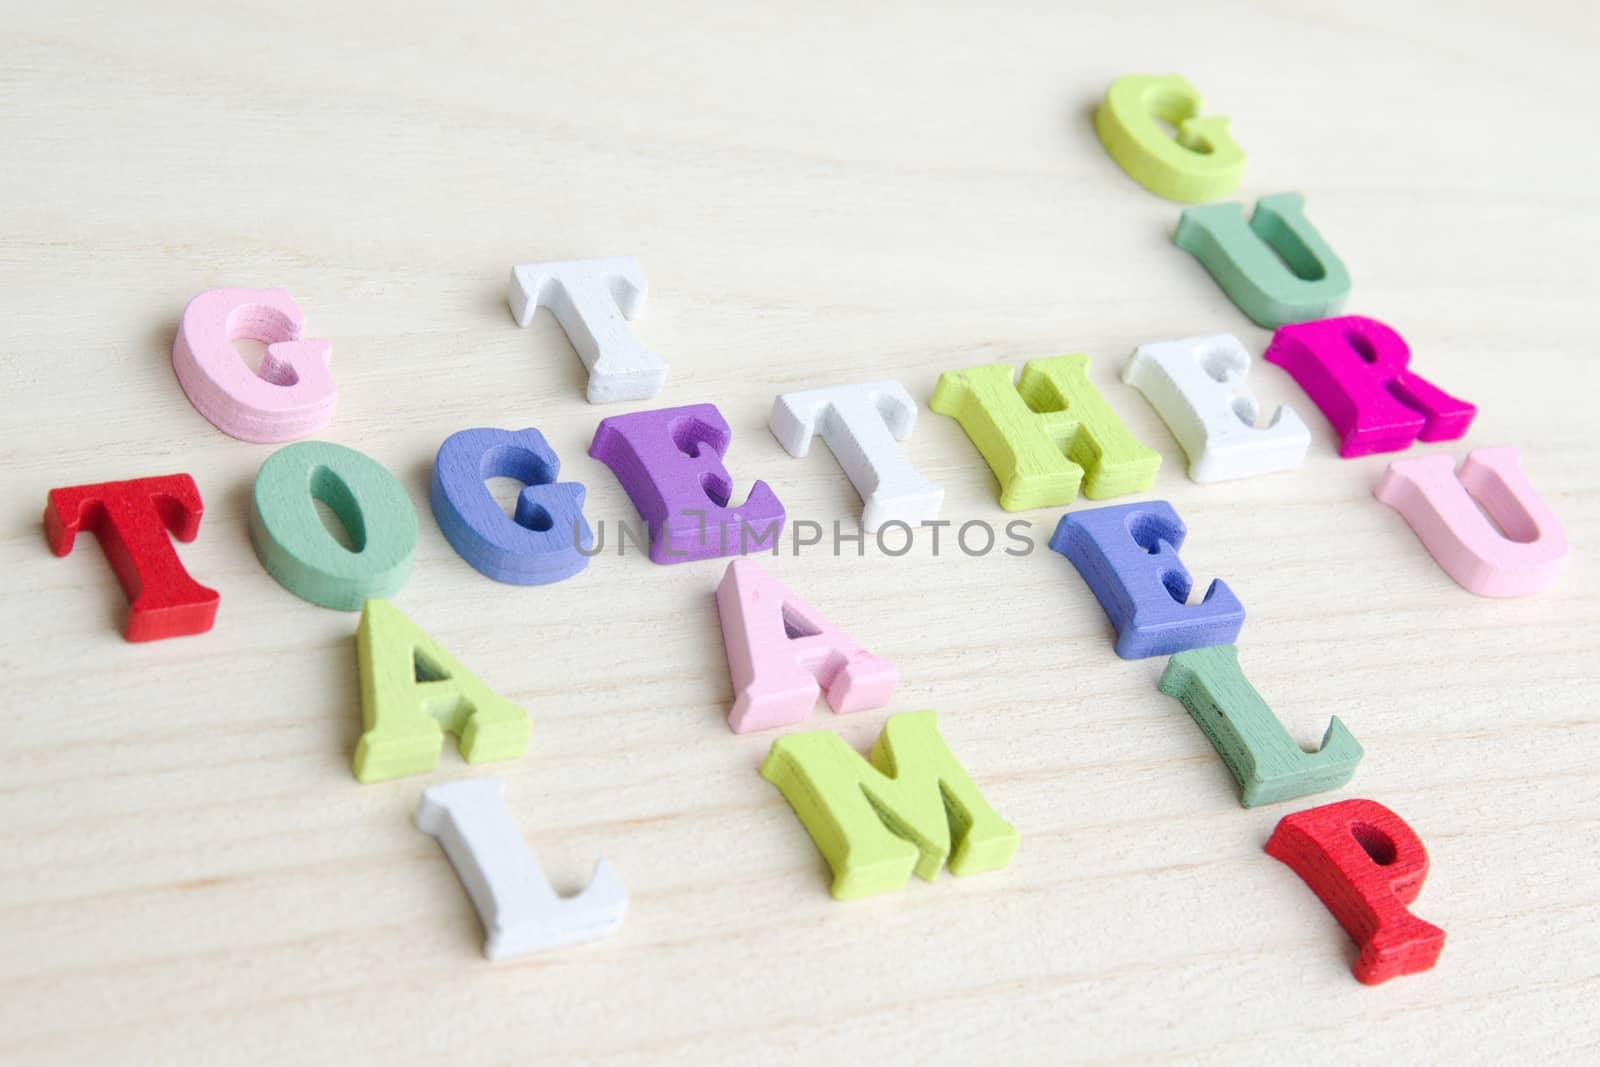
[41,72,1570,983]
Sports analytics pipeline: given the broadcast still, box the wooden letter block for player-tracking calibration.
[352,600,530,783]
[1159,645,1362,807]
[430,426,593,585]
[589,403,785,563]
[509,257,667,403]
[1265,798,1446,985]
[1123,334,1309,482]
[760,711,1018,900]
[930,354,1160,511]
[417,778,626,959]
[1374,445,1566,596]
[1173,193,1350,328]
[1266,316,1477,457]
[1095,73,1246,203]
[249,441,418,611]
[171,287,337,442]
[770,380,943,531]
[44,474,219,641]
[1050,500,1244,659]
[716,558,898,733]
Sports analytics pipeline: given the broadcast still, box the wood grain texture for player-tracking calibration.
[2,2,1597,1063]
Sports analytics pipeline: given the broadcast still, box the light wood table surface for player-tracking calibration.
[3,2,1597,1063]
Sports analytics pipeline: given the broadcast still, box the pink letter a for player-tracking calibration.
[716,559,898,733]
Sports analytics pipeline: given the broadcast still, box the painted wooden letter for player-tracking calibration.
[1265,316,1475,457]
[1265,798,1446,984]
[1095,73,1246,203]
[418,778,626,959]
[1173,193,1350,328]
[1159,645,1361,806]
[1050,500,1244,659]
[760,711,1018,900]
[509,257,667,403]
[1374,445,1566,596]
[249,441,417,610]
[44,474,219,641]
[930,355,1160,511]
[770,380,943,531]
[716,558,897,733]
[172,288,337,442]
[430,427,593,585]
[352,600,530,783]
[1123,334,1309,481]
[589,403,785,564]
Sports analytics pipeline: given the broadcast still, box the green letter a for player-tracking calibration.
[352,599,530,783]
